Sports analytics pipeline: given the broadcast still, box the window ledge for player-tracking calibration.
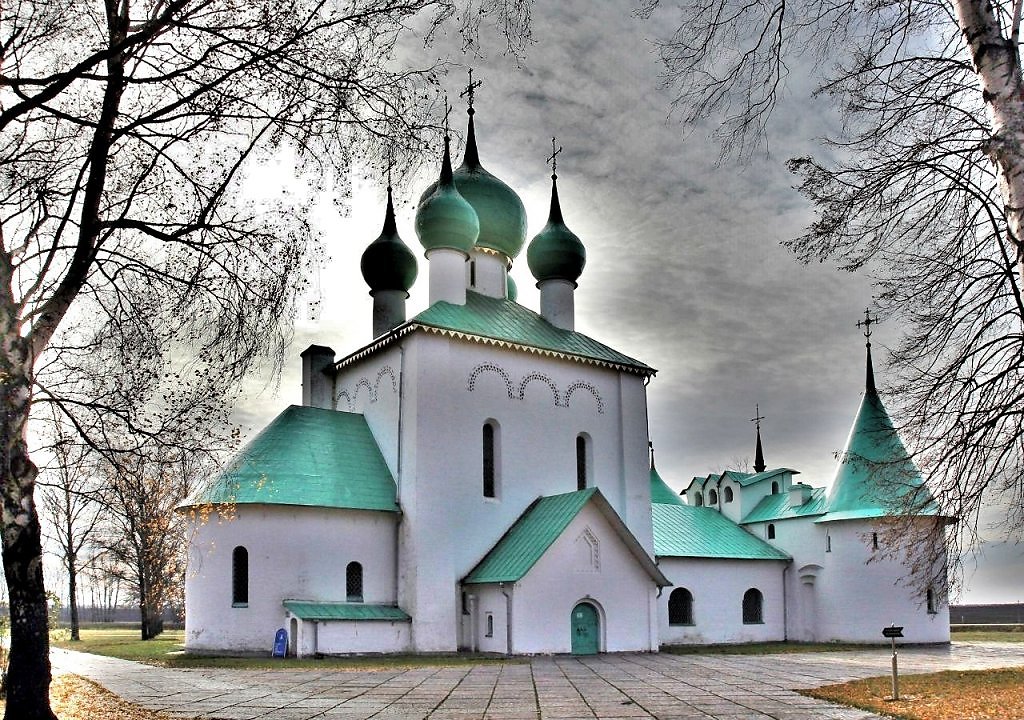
[742,621,764,625]
[668,623,695,627]
[232,602,249,608]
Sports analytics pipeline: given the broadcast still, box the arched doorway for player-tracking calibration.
[570,602,600,655]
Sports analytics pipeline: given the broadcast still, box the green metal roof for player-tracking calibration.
[741,486,828,523]
[189,405,399,512]
[652,504,790,561]
[410,292,654,375]
[650,466,685,506]
[464,489,597,584]
[687,468,799,493]
[820,389,939,523]
[464,488,668,586]
[283,601,410,622]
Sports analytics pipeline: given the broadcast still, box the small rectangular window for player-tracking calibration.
[483,424,496,498]
[485,613,494,638]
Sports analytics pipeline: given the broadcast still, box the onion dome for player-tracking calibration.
[527,174,586,284]
[506,274,518,302]
[415,136,479,255]
[420,111,527,259]
[360,186,418,293]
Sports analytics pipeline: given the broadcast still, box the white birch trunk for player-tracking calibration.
[953,0,1024,283]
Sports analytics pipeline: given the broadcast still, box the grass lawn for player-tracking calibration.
[52,627,513,670]
[953,630,1024,642]
[662,640,884,655]
[803,667,1024,720]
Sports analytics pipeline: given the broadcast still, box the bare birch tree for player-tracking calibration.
[0,1,532,717]
[640,0,1024,579]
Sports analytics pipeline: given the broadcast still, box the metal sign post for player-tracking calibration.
[882,624,904,700]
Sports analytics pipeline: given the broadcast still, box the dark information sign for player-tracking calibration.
[882,626,904,638]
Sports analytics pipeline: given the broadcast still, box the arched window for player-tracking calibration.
[767,523,776,540]
[771,481,779,494]
[926,587,936,614]
[742,588,763,624]
[668,588,694,626]
[232,546,248,606]
[346,562,363,602]
[723,486,734,503]
[576,435,589,491]
[708,489,718,505]
[482,422,498,498]
[693,492,703,507]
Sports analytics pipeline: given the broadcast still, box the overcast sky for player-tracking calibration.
[234,1,1020,604]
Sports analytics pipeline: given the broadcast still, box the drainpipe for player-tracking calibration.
[782,561,791,642]
[396,345,405,503]
[500,582,513,656]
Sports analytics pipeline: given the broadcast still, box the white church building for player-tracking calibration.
[183,102,952,656]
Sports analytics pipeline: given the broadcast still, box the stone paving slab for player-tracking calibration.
[51,642,1024,720]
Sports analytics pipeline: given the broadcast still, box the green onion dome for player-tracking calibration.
[506,274,518,302]
[419,112,527,260]
[360,186,418,293]
[415,136,480,255]
[527,175,586,284]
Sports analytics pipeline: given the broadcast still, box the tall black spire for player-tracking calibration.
[460,69,483,168]
[752,404,766,473]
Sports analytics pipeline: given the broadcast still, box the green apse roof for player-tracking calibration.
[410,291,654,375]
[652,504,790,561]
[650,465,685,506]
[283,601,410,622]
[820,385,939,523]
[189,405,399,512]
[741,486,828,523]
[464,488,668,585]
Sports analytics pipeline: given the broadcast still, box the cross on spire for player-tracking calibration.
[751,404,765,431]
[546,136,563,178]
[856,307,878,345]
[460,68,482,115]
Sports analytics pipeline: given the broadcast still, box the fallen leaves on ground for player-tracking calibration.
[803,666,1024,720]
[0,674,188,720]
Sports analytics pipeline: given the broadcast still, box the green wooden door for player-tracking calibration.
[570,602,600,655]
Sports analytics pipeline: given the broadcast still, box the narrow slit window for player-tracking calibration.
[232,546,248,606]
[576,435,588,491]
[483,423,496,498]
[872,532,879,550]
[767,523,776,540]
[485,613,494,637]
[826,533,832,552]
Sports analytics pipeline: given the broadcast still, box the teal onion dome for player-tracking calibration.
[419,112,527,259]
[415,136,479,255]
[360,186,418,293]
[506,274,518,301]
[527,175,586,283]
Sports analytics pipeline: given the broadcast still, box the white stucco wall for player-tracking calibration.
[812,519,950,643]
[467,501,659,654]
[314,619,412,654]
[354,332,655,652]
[184,505,399,653]
[657,557,787,645]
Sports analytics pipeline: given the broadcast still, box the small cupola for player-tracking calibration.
[415,133,479,305]
[527,139,586,330]
[360,185,418,337]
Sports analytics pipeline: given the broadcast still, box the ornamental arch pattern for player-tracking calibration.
[466,363,606,414]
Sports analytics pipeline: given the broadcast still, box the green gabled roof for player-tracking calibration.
[464,489,598,584]
[283,601,410,622]
[189,405,399,512]
[820,387,939,523]
[686,468,799,494]
[741,486,828,523]
[652,504,790,561]
[464,488,668,586]
[411,292,654,375]
[650,465,685,506]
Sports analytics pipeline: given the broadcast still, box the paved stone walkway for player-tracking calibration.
[51,642,1024,720]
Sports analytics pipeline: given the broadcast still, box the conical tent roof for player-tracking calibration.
[821,348,939,522]
[650,465,685,506]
